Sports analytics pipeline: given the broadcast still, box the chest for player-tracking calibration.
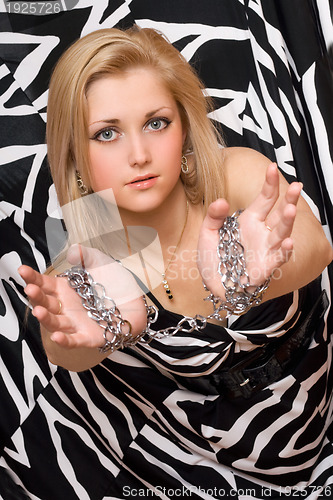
[151,258,227,327]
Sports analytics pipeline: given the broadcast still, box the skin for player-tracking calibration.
[87,70,186,216]
[18,68,333,371]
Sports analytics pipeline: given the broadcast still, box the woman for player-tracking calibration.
[19,27,333,497]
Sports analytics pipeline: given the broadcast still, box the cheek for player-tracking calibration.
[158,128,184,159]
[89,148,118,190]
[89,145,109,169]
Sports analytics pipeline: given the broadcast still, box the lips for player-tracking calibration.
[126,173,159,190]
[127,173,157,185]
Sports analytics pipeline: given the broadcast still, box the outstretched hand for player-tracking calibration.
[197,162,302,298]
[18,245,147,354]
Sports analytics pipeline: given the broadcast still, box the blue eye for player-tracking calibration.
[147,118,170,131]
[99,129,115,141]
[101,130,113,140]
[150,119,163,130]
[92,128,118,142]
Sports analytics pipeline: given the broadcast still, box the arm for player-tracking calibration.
[227,147,332,299]
[198,147,333,303]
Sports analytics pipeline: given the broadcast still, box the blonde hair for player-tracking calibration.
[46,26,225,265]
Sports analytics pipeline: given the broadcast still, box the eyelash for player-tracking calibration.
[147,117,171,131]
[91,128,117,142]
[91,117,171,143]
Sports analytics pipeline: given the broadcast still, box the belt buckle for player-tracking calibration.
[227,369,258,399]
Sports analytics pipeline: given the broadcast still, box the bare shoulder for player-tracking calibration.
[222,146,272,185]
[221,147,272,209]
[222,146,271,171]
[221,146,316,218]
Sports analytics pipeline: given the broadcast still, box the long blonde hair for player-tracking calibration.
[46,26,225,265]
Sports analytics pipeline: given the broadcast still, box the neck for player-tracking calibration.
[114,184,204,299]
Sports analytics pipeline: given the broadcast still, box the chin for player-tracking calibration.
[120,195,167,214]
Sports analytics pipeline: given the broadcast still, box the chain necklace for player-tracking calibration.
[162,199,189,300]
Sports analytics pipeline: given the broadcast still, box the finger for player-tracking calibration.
[267,182,302,229]
[66,244,86,267]
[280,238,294,263]
[269,238,294,272]
[18,265,39,285]
[285,181,303,205]
[31,305,74,333]
[248,163,280,221]
[201,199,230,231]
[67,244,116,271]
[25,283,62,315]
[50,330,104,350]
[19,265,56,295]
[269,204,296,249]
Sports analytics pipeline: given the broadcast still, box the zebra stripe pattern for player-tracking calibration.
[0,1,332,498]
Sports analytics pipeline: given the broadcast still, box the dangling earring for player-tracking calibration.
[181,155,189,174]
[76,171,88,195]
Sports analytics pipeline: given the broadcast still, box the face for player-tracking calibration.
[86,68,186,215]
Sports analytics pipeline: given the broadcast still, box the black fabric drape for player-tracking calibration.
[0,1,332,498]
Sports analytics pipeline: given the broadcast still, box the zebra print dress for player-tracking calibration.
[1,276,332,499]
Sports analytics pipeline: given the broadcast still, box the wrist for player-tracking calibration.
[204,210,271,319]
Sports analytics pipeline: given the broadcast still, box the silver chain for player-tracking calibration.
[57,266,208,352]
[148,314,208,338]
[57,266,158,353]
[204,210,271,319]
[57,212,270,351]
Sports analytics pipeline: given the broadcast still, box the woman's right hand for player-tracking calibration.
[18,245,147,370]
[197,163,301,300]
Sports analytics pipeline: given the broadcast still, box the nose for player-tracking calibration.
[128,134,151,168]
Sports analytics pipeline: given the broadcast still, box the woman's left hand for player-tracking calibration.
[18,245,148,370]
[197,162,302,298]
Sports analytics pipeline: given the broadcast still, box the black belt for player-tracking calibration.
[179,290,329,399]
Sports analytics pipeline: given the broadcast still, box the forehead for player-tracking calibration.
[86,68,176,111]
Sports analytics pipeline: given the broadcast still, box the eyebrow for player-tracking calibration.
[88,107,172,127]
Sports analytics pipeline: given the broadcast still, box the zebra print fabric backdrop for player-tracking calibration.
[0,0,333,498]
